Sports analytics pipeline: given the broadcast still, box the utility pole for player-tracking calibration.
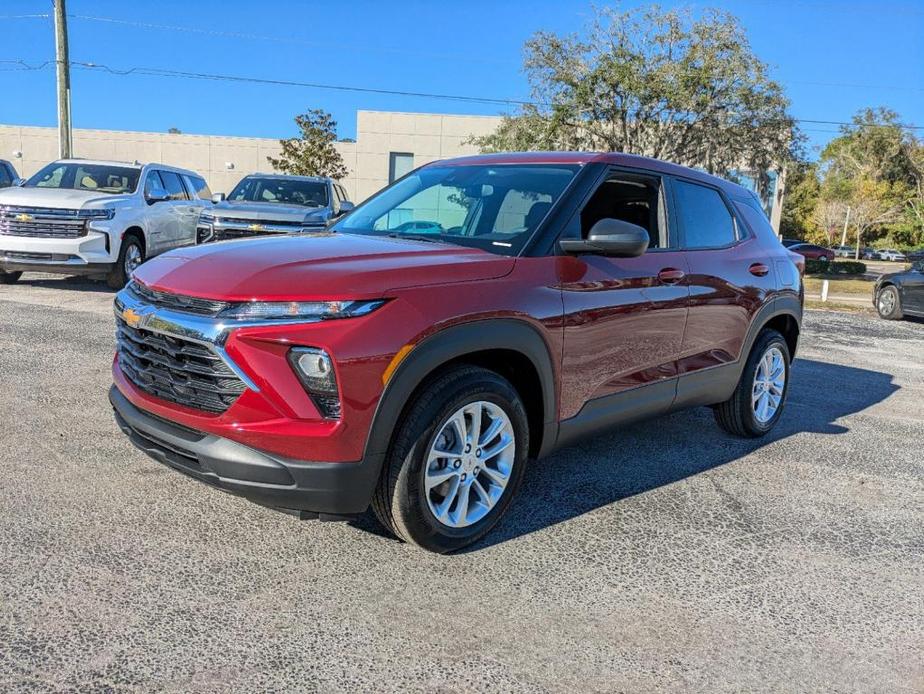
[840,205,851,247]
[53,0,72,158]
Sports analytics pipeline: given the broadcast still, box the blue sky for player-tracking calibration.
[1,0,922,158]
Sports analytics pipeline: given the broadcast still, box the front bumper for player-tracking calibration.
[0,230,115,273]
[110,385,383,519]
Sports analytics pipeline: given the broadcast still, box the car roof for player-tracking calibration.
[243,173,333,183]
[429,151,754,198]
[53,158,202,177]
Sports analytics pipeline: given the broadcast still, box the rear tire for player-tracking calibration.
[714,329,791,438]
[875,285,903,320]
[372,365,529,553]
[0,270,22,284]
[106,235,144,289]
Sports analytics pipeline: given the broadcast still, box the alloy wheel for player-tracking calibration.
[878,288,896,315]
[424,401,516,529]
[124,244,143,276]
[752,346,786,424]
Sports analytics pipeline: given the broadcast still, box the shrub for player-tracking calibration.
[805,259,867,275]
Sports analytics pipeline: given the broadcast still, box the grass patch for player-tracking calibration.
[805,299,873,313]
[804,277,875,296]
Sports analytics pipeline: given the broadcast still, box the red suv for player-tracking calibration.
[110,153,803,552]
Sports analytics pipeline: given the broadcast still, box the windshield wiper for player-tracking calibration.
[386,233,447,244]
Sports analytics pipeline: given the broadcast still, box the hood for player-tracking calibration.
[133,233,515,301]
[0,186,126,209]
[213,200,324,222]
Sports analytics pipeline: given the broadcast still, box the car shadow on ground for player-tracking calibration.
[9,274,115,294]
[353,358,899,551]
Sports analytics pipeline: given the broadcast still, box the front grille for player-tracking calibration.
[0,206,88,238]
[116,318,246,413]
[2,251,78,262]
[127,281,229,316]
[217,216,304,228]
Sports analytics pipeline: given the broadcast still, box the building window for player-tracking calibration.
[389,152,414,183]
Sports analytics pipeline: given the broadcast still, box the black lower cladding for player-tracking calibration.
[109,385,383,519]
[116,318,245,413]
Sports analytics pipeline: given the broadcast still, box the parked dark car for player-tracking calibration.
[788,242,834,263]
[0,159,19,188]
[198,174,353,242]
[874,260,924,320]
[906,248,924,262]
[110,152,804,552]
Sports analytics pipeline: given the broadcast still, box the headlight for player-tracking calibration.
[79,208,115,220]
[302,211,327,227]
[217,299,385,321]
[287,347,341,419]
[199,212,215,225]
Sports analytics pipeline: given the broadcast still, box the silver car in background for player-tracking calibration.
[198,174,354,242]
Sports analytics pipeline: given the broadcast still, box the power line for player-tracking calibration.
[3,56,922,132]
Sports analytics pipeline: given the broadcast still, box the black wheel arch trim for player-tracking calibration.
[363,318,559,463]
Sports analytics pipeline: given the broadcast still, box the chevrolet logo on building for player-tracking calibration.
[14,213,33,222]
[247,223,265,232]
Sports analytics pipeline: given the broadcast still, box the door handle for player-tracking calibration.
[657,268,685,284]
[749,263,770,277]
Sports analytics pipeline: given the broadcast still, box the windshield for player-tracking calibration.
[228,177,329,207]
[332,164,579,256]
[26,162,140,194]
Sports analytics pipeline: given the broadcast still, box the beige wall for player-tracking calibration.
[0,110,503,204]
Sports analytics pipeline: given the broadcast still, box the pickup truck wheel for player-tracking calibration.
[106,236,144,289]
[372,365,529,553]
[876,285,903,320]
[0,270,22,284]
[713,329,790,438]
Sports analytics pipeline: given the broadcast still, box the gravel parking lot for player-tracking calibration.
[1,275,922,693]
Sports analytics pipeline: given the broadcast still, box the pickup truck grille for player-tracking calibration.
[116,318,246,414]
[0,206,88,239]
[127,280,229,316]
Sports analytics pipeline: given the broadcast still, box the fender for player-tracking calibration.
[363,318,559,463]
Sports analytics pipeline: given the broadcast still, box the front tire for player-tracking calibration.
[372,365,529,553]
[0,270,22,284]
[876,285,903,320]
[714,329,791,438]
[106,235,144,289]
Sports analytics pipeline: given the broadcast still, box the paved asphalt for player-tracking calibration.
[1,275,922,693]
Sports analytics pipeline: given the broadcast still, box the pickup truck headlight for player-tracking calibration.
[198,212,215,225]
[217,299,384,321]
[79,208,115,220]
[288,347,341,419]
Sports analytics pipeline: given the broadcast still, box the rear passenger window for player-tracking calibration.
[184,175,212,200]
[158,171,188,201]
[673,179,736,248]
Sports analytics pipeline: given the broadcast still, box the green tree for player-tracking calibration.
[268,108,348,179]
[779,162,821,241]
[473,5,800,199]
[817,108,922,249]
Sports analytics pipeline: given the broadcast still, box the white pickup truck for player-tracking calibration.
[0,159,212,288]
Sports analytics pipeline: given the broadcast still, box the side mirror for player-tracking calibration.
[12,178,26,187]
[559,218,650,257]
[338,200,355,216]
[146,186,170,205]
[211,193,226,204]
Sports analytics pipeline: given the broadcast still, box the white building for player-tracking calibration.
[0,108,781,226]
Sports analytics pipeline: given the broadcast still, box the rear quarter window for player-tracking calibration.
[734,197,778,241]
